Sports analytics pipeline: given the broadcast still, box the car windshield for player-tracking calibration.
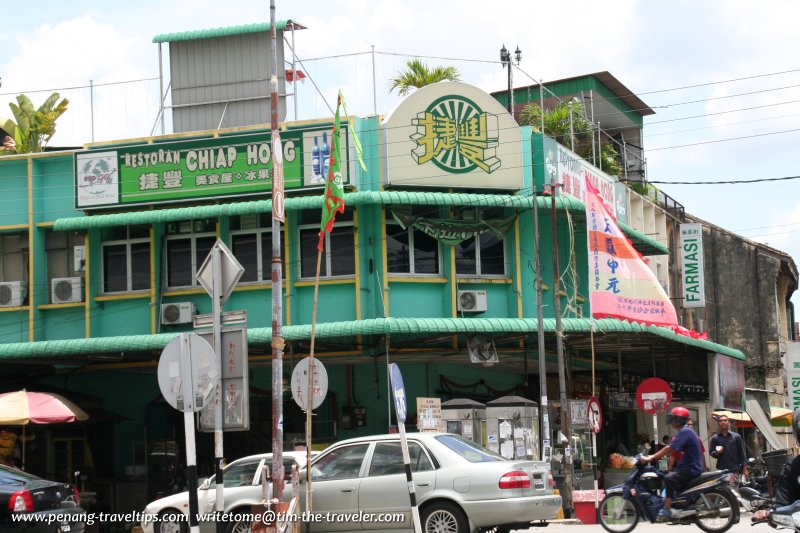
[435,434,505,463]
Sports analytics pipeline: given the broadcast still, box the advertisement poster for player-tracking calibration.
[708,353,745,411]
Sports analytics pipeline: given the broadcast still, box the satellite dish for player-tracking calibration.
[467,334,498,365]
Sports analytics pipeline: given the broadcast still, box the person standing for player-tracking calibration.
[709,414,748,477]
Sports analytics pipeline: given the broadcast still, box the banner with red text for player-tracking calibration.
[585,176,678,327]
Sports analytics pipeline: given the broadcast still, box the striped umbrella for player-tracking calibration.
[0,390,89,469]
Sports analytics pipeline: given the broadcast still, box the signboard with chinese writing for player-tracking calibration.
[708,353,744,411]
[787,343,800,412]
[74,124,351,209]
[290,357,329,411]
[680,223,706,308]
[584,175,678,326]
[542,135,621,219]
[416,397,442,431]
[197,327,249,431]
[381,82,523,190]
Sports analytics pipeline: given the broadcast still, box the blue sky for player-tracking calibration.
[3,0,800,316]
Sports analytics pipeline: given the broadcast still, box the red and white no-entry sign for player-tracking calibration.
[587,396,602,434]
[636,377,672,414]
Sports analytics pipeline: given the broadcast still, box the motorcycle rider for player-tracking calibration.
[753,407,800,521]
[641,406,704,520]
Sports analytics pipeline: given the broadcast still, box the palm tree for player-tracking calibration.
[389,59,460,96]
[3,93,69,154]
[520,99,623,177]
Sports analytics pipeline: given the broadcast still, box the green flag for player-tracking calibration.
[318,92,345,251]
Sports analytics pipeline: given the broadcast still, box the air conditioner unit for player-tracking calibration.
[51,277,83,304]
[161,302,196,325]
[457,290,487,313]
[0,281,26,307]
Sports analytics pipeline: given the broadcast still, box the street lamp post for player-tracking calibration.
[500,45,522,116]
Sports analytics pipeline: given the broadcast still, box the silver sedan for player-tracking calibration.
[301,432,561,533]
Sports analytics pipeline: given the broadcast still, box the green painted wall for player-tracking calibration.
[0,160,28,226]
[0,311,30,342]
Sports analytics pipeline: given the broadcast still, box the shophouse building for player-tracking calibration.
[0,22,789,515]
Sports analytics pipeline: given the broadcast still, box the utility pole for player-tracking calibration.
[269,0,286,501]
[551,180,574,518]
[532,185,549,461]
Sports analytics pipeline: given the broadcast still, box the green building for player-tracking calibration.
[0,73,743,513]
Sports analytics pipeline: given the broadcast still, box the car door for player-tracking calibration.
[306,443,370,532]
[357,440,436,530]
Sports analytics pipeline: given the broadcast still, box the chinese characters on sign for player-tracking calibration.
[75,126,350,209]
[411,107,500,173]
[584,176,679,327]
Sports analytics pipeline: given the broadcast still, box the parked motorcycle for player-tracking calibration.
[598,455,740,533]
[738,483,772,513]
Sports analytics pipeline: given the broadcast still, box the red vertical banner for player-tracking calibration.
[585,176,678,327]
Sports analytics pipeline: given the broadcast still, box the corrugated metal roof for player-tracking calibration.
[152,20,306,44]
[53,191,667,254]
[0,317,743,361]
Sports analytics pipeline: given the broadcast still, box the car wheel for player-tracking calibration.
[156,509,188,533]
[421,502,468,533]
[225,508,254,533]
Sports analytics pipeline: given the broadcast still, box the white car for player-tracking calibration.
[141,451,318,533]
[302,433,560,533]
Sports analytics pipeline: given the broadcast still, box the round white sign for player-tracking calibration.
[291,357,329,411]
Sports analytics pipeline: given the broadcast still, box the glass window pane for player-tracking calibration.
[454,236,477,275]
[368,442,431,476]
[413,230,439,274]
[386,225,410,274]
[103,244,128,292]
[167,239,192,287]
[300,229,326,278]
[233,234,259,283]
[312,444,369,481]
[261,232,285,281]
[220,460,260,488]
[330,227,355,276]
[195,237,216,282]
[131,242,151,290]
[479,233,505,275]
[369,443,405,477]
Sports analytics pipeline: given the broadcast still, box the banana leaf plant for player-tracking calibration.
[3,93,69,154]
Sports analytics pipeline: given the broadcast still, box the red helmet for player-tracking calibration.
[666,406,690,426]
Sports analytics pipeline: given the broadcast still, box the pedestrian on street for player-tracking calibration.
[709,414,748,478]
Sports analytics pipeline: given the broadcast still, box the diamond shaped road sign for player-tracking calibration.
[196,239,245,306]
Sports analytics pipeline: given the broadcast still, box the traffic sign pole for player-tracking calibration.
[185,407,200,533]
[157,333,216,533]
[390,364,421,533]
[212,245,224,533]
[179,334,201,533]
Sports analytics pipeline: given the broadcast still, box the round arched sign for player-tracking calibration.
[587,396,602,434]
[636,377,672,414]
[290,357,328,411]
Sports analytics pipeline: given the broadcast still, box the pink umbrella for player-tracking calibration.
[0,390,89,469]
